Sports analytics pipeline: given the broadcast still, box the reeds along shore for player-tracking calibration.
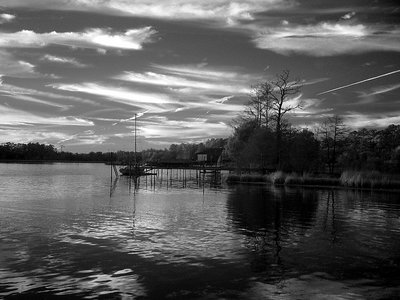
[225,171,400,190]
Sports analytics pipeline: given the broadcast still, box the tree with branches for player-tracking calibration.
[318,115,348,174]
[246,70,302,168]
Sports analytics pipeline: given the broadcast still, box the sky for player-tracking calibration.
[0,0,399,152]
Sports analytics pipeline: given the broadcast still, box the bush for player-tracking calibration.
[269,171,286,184]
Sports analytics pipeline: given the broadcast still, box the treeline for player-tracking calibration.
[0,142,112,162]
[226,120,400,174]
[225,70,400,174]
[0,138,227,164]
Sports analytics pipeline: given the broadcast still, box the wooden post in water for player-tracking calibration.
[110,152,113,180]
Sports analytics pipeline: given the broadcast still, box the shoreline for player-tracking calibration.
[0,160,108,164]
[226,180,400,193]
[225,172,400,192]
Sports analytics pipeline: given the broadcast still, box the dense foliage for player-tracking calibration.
[225,71,399,174]
[226,118,400,174]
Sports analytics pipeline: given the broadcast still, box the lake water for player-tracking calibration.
[0,163,399,299]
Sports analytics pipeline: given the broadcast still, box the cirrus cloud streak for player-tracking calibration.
[0,27,157,50]
[252,22,400,56]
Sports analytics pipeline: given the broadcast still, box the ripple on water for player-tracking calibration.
[1,164,400,299]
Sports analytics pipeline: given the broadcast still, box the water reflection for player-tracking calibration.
[226,185,320,276]
[226,184,400,295]
[1,164,400,299]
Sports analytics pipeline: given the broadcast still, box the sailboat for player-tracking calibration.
[119,114,154,177]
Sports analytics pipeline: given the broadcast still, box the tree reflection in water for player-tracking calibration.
[226,185,319,276]
[323,190,337,244]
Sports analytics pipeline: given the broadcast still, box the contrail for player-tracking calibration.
[317,69,400,95]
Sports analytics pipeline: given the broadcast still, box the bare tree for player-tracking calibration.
[264,70,301,169]
[318,115,348,174]
[245,82,273,128]
[241,70,302,169]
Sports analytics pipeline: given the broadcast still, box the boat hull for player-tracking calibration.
[119,166,155,177]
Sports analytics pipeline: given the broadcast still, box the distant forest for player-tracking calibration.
[1,71,399,174]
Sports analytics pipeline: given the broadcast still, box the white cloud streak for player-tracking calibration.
[115,69,250,94]
[139,116,229,140]
[0,104,94,126]
[41,54,87,68]
[318,69,400,95]
[0,27,157,50]
[368,83,400,96]
[0,82,98,107]
[252,22,400,56]
[51,82,178,113]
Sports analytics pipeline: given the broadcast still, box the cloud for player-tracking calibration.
[0,126,108,146]
[153,64,248,81]
[138,116,230,140]
[0,127,71,144]
[0,13,15,23]
[1,0,292,24]
[114,65,252,117]
[0,104,94,126]
[57,130,108,146]
[52,64,254,117]
[359,83,400,98]
[0,81,98,108]
[345,113,400,128]
[213,95,234,104]
[41,54,88,68]
[115,68,250,94]
[0,27,157,50]
[252,22,400,56]
[0,50,38,77]
[341,12,356,20]
[152,64,253,94]
[50,82,178,113]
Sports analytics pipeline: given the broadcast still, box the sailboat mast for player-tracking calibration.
[134,113,137,165]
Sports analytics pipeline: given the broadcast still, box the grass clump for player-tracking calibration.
[340,171,400,189]
[226,173,265,183]
[227,169,399,190]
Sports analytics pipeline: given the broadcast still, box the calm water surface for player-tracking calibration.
[0,163,399,299]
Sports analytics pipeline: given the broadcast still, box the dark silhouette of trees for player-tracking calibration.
[228,70,304,171]
[267,70,302,168]
[246,82,273,128]
[339,124,400,173]
[241,70,302,169]
[226,70,400,174]
[318,115,348,174]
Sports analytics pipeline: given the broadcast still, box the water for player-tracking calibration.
[0,163,399,299]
